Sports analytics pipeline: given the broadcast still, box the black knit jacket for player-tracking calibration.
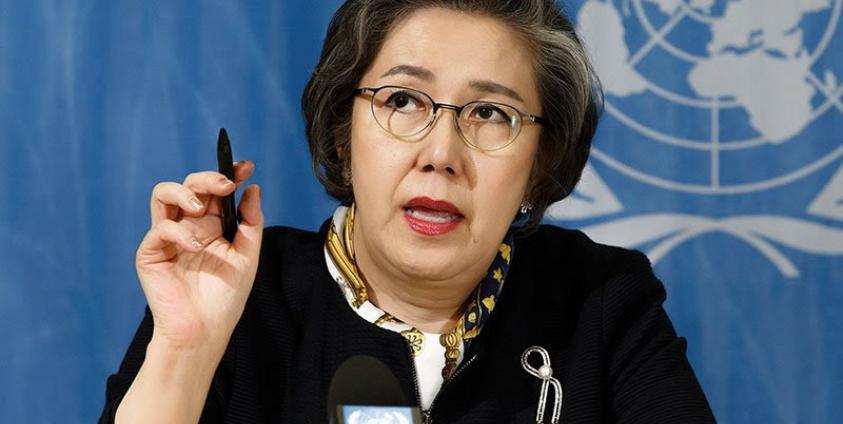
[100,221,716,423]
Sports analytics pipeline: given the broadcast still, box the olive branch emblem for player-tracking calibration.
[547,163,843,278]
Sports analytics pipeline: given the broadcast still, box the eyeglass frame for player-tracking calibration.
[353,85,547,151]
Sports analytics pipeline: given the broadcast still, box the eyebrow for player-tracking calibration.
[381,64,435,81]
[468,80,524,103]
[380,64,525,103]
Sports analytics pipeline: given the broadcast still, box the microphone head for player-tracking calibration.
[327,355,412,423]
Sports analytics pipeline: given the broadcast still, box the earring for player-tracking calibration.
[520,201,533,214]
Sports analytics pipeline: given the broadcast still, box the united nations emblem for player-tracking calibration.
[548,0,843,277]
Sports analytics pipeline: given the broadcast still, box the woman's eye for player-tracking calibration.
[386,91,423,111]
[470,105,508,123]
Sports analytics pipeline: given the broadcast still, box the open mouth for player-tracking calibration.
[404,206,463,223]
[402,197,464,236]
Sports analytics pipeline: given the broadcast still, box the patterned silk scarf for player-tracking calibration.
[325,204,514,380]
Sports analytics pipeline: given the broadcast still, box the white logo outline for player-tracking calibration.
[550,0,843,277]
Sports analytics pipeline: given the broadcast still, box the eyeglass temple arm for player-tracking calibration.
[528,114,547,125]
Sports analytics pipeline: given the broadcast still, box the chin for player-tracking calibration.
[391,243,463,282]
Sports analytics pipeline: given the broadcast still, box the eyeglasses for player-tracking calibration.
[354,85,546,151]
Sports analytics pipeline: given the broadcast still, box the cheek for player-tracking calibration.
[483,143,537,195]
[471,140,538,225]
[349,112,412,201]
[476,161,529,205]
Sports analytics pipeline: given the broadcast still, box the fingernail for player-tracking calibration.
[190,238,203,249]
[189,197,203,210]
[219,177,234,186]
[233,160,241,166]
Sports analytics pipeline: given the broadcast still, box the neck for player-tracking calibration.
[351,234,479,335]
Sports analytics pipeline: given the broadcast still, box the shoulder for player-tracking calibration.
[515,232,713,419]
[516,224,657,286]
[513,224,665,319]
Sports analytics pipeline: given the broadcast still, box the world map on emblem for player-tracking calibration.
[575,0,843,194]
[545,0,843,278]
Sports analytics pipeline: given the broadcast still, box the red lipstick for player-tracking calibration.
[403,197,463,236]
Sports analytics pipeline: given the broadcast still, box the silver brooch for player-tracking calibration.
[521,346,563,424]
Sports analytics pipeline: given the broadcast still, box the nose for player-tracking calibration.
[416,107,466,177]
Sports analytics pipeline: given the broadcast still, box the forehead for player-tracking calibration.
[364,7,540,107]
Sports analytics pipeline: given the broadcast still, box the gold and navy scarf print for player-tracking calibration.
[462,230,514,345]
[325,204,514,379]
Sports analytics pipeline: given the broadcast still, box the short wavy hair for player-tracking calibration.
[302,0,601,232]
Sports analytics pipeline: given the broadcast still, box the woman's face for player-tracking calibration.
[350,7,541,285]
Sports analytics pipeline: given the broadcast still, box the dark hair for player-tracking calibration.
[302,0,601,232]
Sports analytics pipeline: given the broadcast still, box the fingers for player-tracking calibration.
[150,182,210,224]
[136,219,204,265]
[182,171,237,197]
[233,160,255,188]
[137,185,263,267]
[232,184,264,258]
[238,185,263,227]
[149,161,255,225]
[150,176,233,224]
[183,161,253,192]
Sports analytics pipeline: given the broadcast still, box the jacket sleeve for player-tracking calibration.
[98,307,225,423]
[602,251,716,423]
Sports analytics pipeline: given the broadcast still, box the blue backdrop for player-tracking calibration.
[1,1,841,422]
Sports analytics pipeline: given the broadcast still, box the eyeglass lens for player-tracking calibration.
[370,86,520,150]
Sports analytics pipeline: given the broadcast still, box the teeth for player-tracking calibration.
[407,208,460,223]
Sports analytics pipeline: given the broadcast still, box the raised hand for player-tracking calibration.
[135,160,263,353]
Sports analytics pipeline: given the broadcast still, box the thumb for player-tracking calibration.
[232,184,264,258]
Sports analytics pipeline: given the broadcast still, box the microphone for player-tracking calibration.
[327,355,423,424]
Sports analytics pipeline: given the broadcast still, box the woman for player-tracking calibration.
[101,0,715,423]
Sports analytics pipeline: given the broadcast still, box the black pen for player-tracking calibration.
[217,128,238,243]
